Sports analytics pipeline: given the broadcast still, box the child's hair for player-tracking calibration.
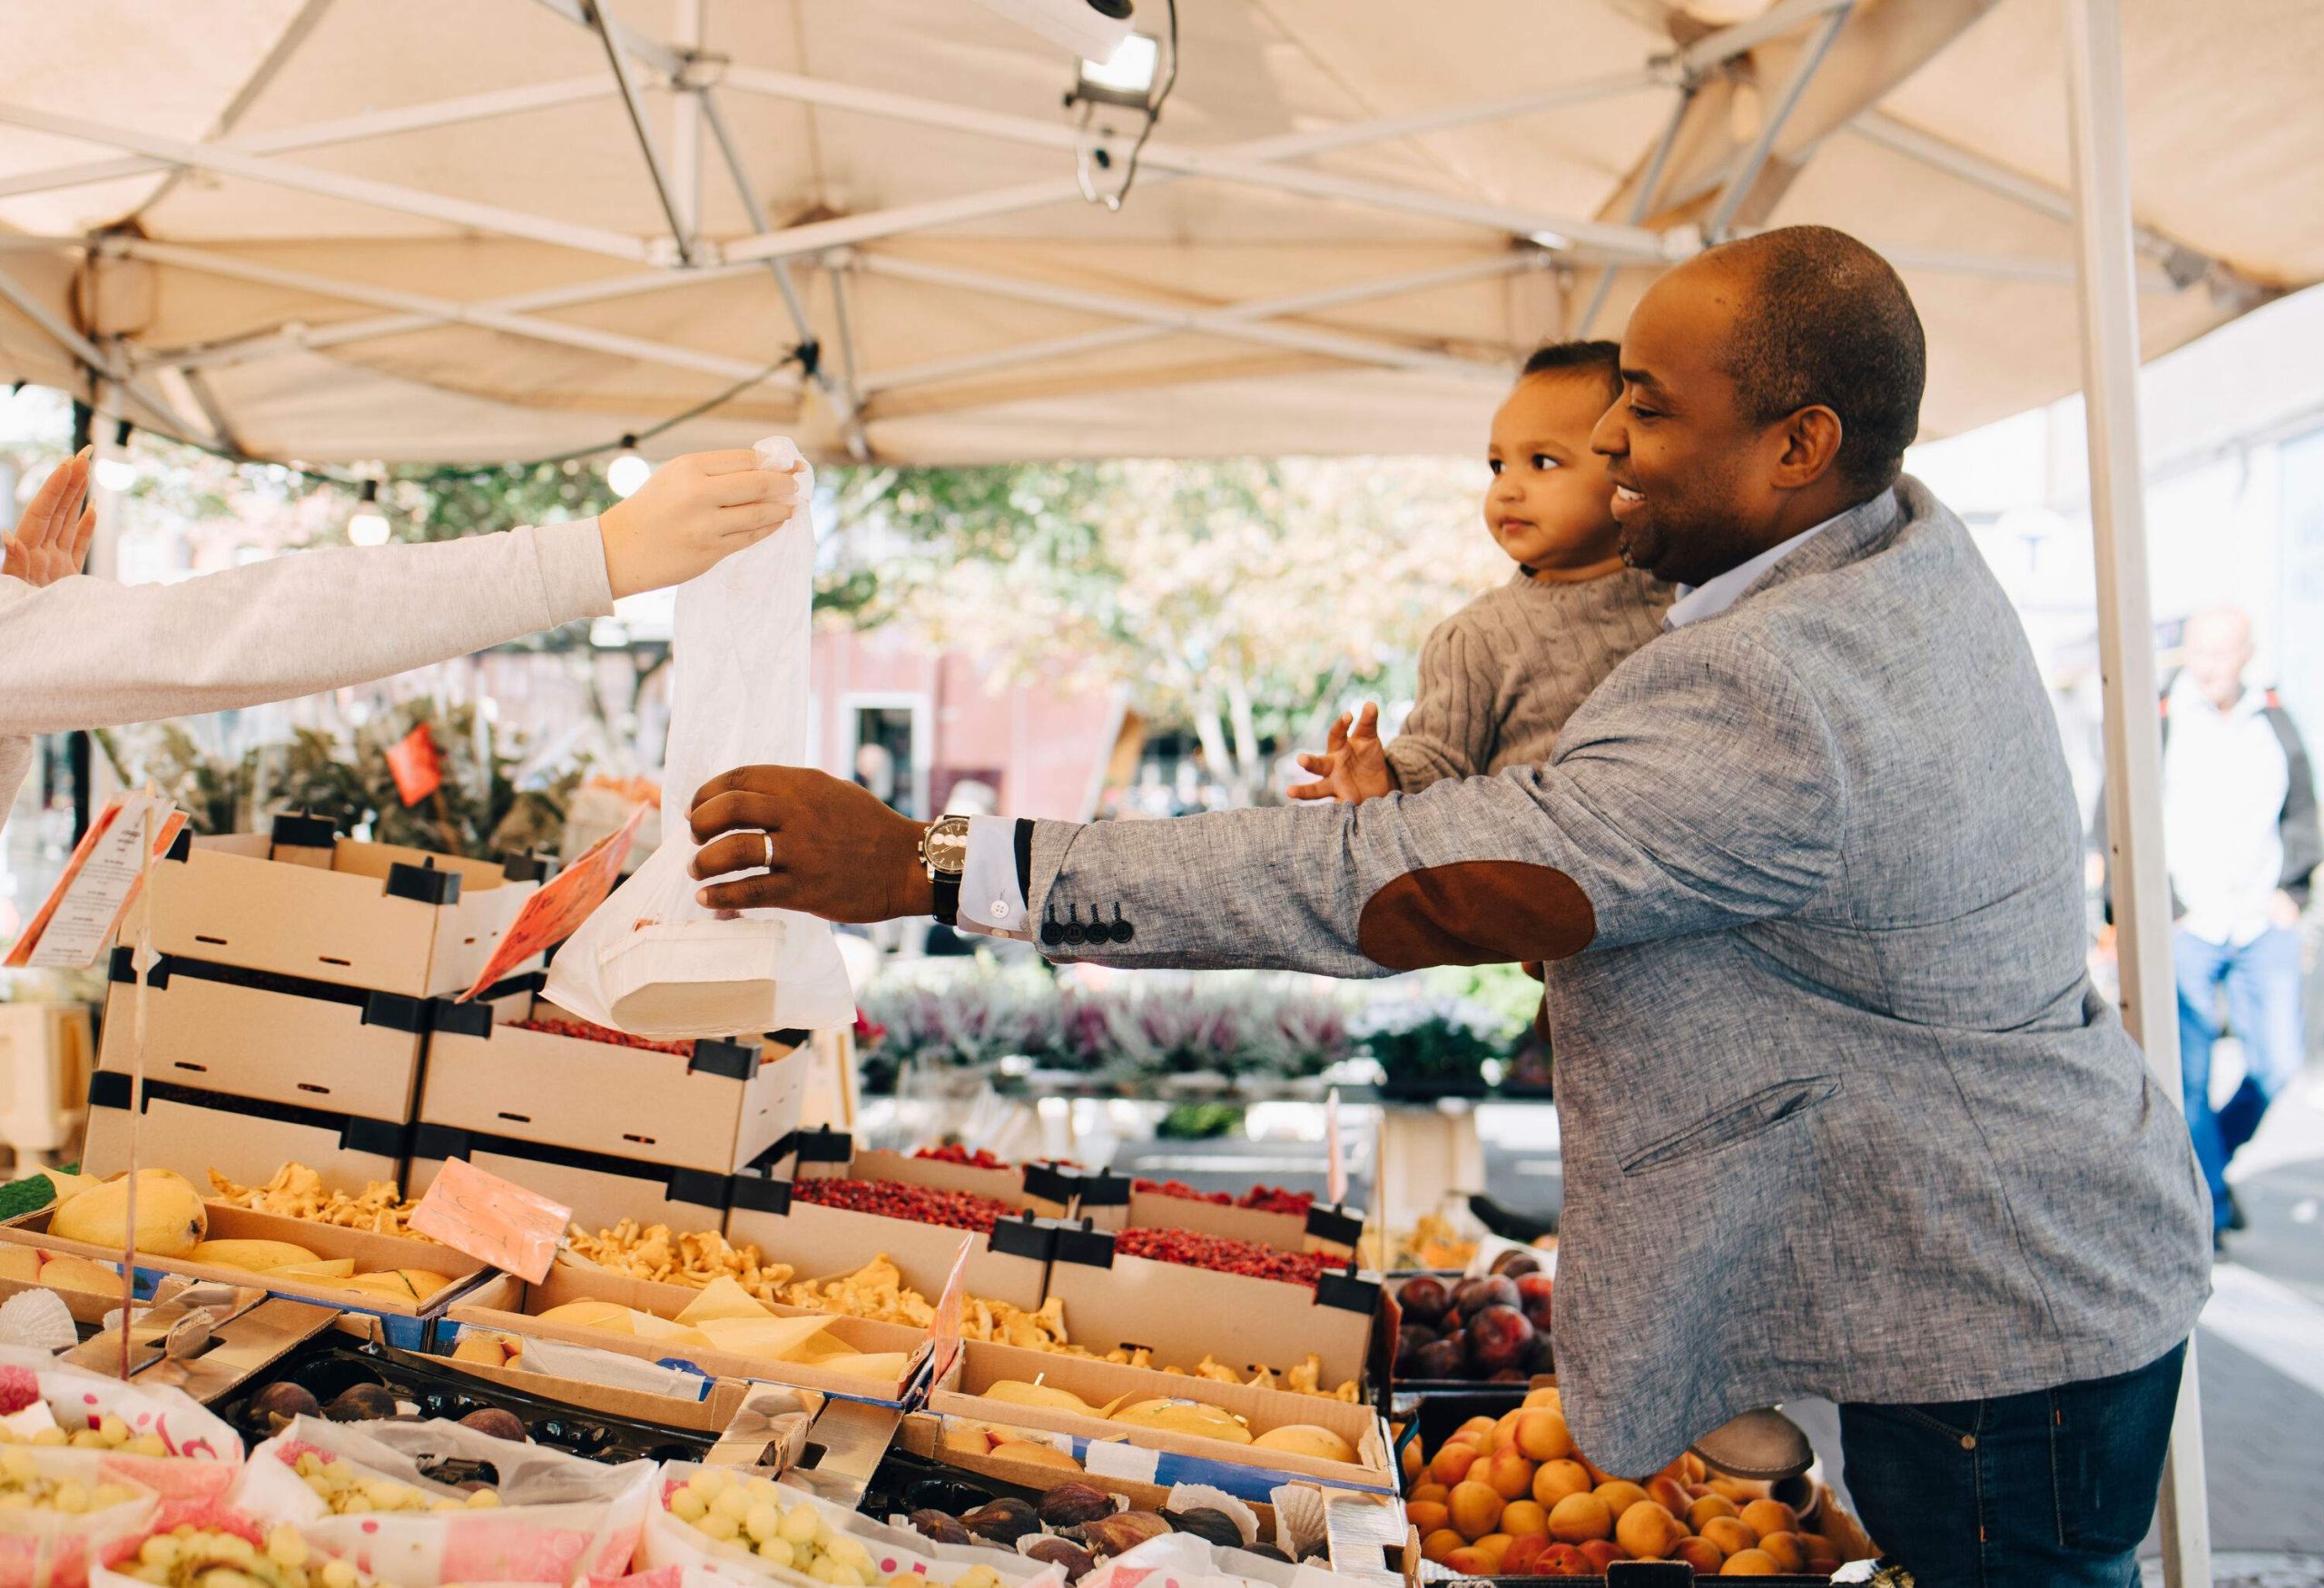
[1521,339,1622,404]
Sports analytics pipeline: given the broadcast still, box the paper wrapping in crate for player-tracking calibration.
[1078,1533,1339,1588]
[235,1416,653,1586]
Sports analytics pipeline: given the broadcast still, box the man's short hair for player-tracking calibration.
[1707,226,1927,494]
[1521,339,1622,405]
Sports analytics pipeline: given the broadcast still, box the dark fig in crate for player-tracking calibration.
[1523,1330,1557,1376]
[1451,1276,1519,1318]
[1167,1508,1245,1550]
[458,1407,527,1443]
[1466,1304,1534,1373]
[961,1497,1040,1544]
[1022,1540,1098,1583]
[1515,1272,1555,1327]
[1491,1248,1541,1279]
[248,1382,318,1431]
[1411,1337,1466,1380]
[324,1384,399,1422]
[1395,1325,1435,1370]
[1082,1513,1172,1557]
[1037,1482,1116,1530]
[1396,1275,1452,1325]
[1244,1544,1291,1563]
[910,1511,972,1546]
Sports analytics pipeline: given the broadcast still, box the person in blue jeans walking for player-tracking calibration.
[2163,608,2319,1243]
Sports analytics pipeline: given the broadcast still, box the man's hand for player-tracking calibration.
[1288,703,1395,804]
[597,449,803,599]
[688,765,934,922]
[2,449,94,588]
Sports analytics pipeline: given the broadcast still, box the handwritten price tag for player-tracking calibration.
[410,1158,572,1283]
[929,1231,975,1385]
[456,803,646,1002]
[5,792,186,970]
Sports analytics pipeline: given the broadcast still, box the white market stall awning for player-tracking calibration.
[0,0,2316,467]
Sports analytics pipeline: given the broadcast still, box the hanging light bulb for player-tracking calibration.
[607,447,653,498]
[94,419,138,492]
[348,478,390,546]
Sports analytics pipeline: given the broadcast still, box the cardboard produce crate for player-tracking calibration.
[420,996,812,1177]
[0,1201,487,1349]
[826,1140,1077,1220]
[99,948,438,1122]
[725,1169,1053,1311]
[1042,1221,1380,1390]
[448,1258,933,1409]
[930,1337,1395,1498]
[146,826,539,1001]
[84,1072,408,1190]
[408,1127,732,1235]
[1072,1171,1363,1256]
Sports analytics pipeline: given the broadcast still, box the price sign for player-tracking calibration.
[5,792,185,970]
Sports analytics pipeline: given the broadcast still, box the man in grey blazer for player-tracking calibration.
[690,226,2210,1586]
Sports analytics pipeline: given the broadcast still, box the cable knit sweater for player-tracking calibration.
[0,519,614,835]
[1386,562,1673,793]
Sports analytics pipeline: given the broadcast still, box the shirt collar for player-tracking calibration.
[1662,489,1895,629]
[2169,671,2265,723]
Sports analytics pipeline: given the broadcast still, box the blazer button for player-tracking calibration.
[1063,922,1087,945]
[1040,922,1064,947]
[1110,920,1135,944]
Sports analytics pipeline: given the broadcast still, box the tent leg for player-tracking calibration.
[2060,2,2210,1584]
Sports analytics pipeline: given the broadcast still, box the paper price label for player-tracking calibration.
[457,802,646,1001]
[5,792,186,970]
[411,1158,572,1283]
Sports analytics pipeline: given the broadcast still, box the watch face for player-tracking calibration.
[925,819,971,874]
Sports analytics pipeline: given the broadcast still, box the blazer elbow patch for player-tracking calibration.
[1356,861,1597,971]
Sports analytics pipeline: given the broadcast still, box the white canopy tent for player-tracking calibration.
[0,5,2305,1581]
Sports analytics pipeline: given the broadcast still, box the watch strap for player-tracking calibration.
[931,872,960,927]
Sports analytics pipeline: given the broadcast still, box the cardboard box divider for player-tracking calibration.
[409,1129,733,1236]
[372,1321,782,1439]
[1118,1187,1364,1258]
[0,1202,487,1350]
[444,1258,939,1409]
[419,994,812,1177]
[931,1337,1395,1494]
[1040,1221,1379,1390]
[147,830,539,1001]
[83,1074,407,1191]
[725,1175,1054,1313]
[60,1280,342,1400]
[99,947,434,1122]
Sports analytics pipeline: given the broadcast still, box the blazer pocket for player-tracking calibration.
[1620,1076,1842,1176]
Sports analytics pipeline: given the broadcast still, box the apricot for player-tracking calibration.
[1499,1501,1549,1539]
[1683,1454,1709,1484]
[1707,1476,1761,1504]
[1740,1499,1801,1541]
[1689,1494,1739,1530]
[1472,1534,1514,1570]
[1700,1518,1758,1558]
[1420,1529,1466,1565]
[1448,1480,1507,1540]
[1443,1546,1492,1576]
[1406,1502,1449,1536]
[1522,1386,1562,1412]
[1594,1480,1651,1519]
[1578,1540,1626,1572]
[1804,1534,1843,1571]
[1503,1536,1551,1574]
[1757,1532,1808,1573]
[1615,1501,1689,1561]
[1458,1415,1500,1443]
[1721,1550,1779,1575]
[1401,1441,1423,1483]
[1537,1544,1592,1574]
[1482,1448,1537,1501]
[1408,1483,1450,1507]
[1532,1459,1593,1508]
[1491,1409,1525,1449]
[1545,1493,1612,1544]
[1646,1475,1693,1515]
[1579,1455,1617,1487]
[1675,1537,1726,1573]
[1430,1444,1481,1486]
[1513,1408,1574,1462]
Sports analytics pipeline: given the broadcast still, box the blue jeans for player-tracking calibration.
[1840,1343,2187,1587]
[2175,925,2305,1230]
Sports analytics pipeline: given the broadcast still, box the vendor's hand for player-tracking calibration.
[2272,889,2304,931]
[1288,703,1394,804]
[688,765,934,922]
[596,449,803,599]
[2,448,95,587]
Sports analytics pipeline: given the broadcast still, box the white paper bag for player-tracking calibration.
[547,439,855,1040]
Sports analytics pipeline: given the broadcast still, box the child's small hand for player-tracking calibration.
[1289,703,1395,804]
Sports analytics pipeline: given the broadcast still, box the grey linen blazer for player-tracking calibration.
[1025,478,2211,1475]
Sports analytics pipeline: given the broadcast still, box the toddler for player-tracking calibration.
[1291,340,1671,804]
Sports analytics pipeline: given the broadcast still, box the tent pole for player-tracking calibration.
[2060,2,2210,1584]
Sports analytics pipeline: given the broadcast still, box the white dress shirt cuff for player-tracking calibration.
[958,815,1030,939]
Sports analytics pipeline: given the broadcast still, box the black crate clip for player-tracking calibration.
[495,848,560,885]
[688,1039,759,1081]
[793,1127,852,1166]
[359,991,428,1035]
[729,1173,793,1216]
[1305,1201,1364,1248]
[428,998,497,1040]
[1019,1161,1077,1207]
[269,810,340,852]
[1075,1170,1132,1209]
[988,1213,1055,1264]
[1315,1262,1384,1316]
[764,1028,812,1050]
[386,858,462,906]
[163,827,193,863]
[1046,1218,1117,1269]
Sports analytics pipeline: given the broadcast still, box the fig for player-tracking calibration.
[1397,1276,1451,1325]
[1523,1331,1558,1376]
[961,1497,1039,1544]
[1394,1325,1435,1370]
[1082,1513,1171,1557]
[1492,1249,1541,1279]
[910,1511,971,1546]
[1038,1482,1117,1530]
[1243,1544,1291,1563]
[248,1382,318,1431]
[458,1407,527,1443]
[1410,1338,1466,1380]
[1167,1508,1245,1550]
[1515,1272,1555,1327]
[1022,1540,1097,1583]
[1466,1304,1534,1374]
[324,1384,398,1422]
[1451,1276,1519,1318]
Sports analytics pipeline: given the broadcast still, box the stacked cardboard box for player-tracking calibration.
[88,814,543,1188]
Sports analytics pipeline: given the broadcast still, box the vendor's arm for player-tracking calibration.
[688,631,1846,976]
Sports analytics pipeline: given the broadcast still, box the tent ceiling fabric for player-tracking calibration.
[0,0,2311,466]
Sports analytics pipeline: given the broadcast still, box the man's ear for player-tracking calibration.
[1770,405,1844,488]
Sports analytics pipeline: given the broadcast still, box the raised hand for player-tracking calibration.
[596,449,805,598]
[1287,702,1396,804]
[3,449,96,588]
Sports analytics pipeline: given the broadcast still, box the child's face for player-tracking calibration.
[1484,372,1623,571]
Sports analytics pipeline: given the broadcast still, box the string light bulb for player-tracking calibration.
[348,478,390,546]
[607,444,652,498]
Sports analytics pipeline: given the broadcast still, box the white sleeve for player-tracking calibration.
[0,519,613,738]
[956,815,1030,940]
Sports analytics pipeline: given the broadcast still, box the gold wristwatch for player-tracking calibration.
[919,814,971,926]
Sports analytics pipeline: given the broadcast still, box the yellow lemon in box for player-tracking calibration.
[189,1240,323,1272]
[983,1379,1098,1415]
[1250,1424,1359,1464]
[1110,1398,1254,1444]
[50,1169,205,1258]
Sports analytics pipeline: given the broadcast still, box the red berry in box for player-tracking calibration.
[1114,1227,1333,1287]
[788,1177,1014,1233]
